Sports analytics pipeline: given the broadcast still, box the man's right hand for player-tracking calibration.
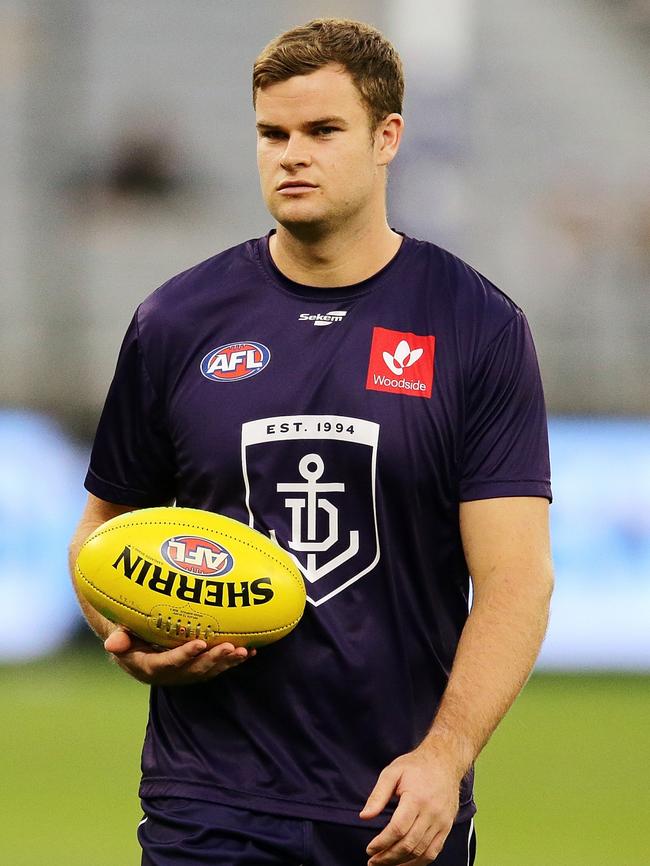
[104,627,257,685]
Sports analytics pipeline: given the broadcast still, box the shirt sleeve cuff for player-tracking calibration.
[84,468,174,507]
[459,478,552,503]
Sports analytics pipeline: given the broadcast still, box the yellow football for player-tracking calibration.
[74,507,306,648]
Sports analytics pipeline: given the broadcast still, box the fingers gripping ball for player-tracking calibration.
[75,507,306,648]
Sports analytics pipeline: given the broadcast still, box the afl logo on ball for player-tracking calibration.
[161,536,234,577]
[200,341,271,382]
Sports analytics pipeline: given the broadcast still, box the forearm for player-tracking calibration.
[68,516,117,640]
[75,590,115,641]
[421,565,553,775]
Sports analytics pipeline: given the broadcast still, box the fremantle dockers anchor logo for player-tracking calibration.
[277,453,359,581]
[241,416,381,606]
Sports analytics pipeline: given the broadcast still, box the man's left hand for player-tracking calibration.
[359,742,462,865]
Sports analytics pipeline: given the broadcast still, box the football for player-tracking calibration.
[74,506,306,648]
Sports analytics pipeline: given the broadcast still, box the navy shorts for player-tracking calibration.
[139,798,476,866]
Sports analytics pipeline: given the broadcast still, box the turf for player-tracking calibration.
[474,673,650,865]
[1,644,147,866]
[1,645,648,865]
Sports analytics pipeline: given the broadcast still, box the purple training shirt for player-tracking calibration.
[85,232,551,828]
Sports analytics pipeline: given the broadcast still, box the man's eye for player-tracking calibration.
[314,127,337,135]
[261,130,285,140]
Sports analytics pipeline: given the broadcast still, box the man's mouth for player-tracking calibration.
[277,180,318,194]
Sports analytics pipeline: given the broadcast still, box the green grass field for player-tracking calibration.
[1,643,648,866]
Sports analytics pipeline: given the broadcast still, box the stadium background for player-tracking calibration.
[1,1,648,863]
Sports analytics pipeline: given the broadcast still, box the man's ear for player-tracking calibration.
[375,113,404,167]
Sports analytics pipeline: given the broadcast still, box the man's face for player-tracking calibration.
[255,64,385,234]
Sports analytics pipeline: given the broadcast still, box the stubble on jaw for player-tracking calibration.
[269,184,374,245]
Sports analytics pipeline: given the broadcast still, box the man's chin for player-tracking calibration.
[273,212,330,240]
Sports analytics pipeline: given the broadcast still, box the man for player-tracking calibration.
[70,18,553,866]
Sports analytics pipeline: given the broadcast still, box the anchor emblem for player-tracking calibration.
[272,453,359,584]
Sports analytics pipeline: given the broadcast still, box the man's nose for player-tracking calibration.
[279,134,312,171]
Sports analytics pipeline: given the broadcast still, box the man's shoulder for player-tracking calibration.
[407,234,524,335]
[139,236,262,319]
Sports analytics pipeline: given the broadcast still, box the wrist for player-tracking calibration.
[416,724,475,780]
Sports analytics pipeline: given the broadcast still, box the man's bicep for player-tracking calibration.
[81,492,138,525]
[459,497,554,597]
[75,492,174,537]
[70,494,140,555]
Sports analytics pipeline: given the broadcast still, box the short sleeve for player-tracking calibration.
[84,310,176,506]
[460,310,552,502]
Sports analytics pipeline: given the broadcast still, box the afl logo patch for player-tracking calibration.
[201,341,271,382]
[161,535,234,577]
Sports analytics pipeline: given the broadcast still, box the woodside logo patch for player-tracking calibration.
[365,327,435,398]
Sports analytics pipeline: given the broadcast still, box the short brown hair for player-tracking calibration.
[252,18,404,130]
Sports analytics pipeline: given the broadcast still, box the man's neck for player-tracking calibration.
[268,220,403,288]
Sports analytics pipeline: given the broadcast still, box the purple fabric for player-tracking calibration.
[86,232,551,827]
[138,798,476,865]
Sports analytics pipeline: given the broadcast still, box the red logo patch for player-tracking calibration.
[366,328,435,398]
[160,535,234,577]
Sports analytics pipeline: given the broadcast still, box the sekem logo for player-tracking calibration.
[201,341,270,382]
[160,535,234,577]
[366,327,435,398]
[298,310,347,327]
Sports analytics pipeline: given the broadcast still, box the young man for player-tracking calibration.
[70,18,553,866]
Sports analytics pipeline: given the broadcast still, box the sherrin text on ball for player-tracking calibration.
[74,507,306,648]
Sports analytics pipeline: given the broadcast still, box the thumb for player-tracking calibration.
[104,627,133,654]
[359,765,400,819]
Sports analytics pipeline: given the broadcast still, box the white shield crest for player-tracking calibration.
[241,415,381,606]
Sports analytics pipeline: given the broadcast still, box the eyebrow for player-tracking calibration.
[256,116,348,131]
